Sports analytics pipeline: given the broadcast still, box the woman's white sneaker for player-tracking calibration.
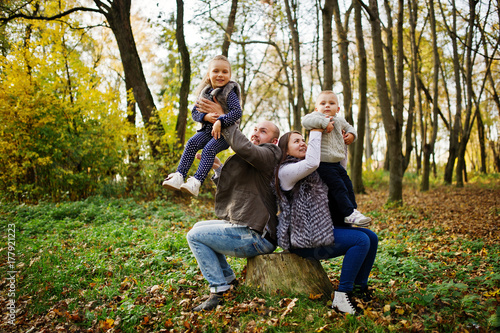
[331,291,358,314]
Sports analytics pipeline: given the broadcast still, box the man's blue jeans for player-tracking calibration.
[290,227,378,293]
[186,220,276,293]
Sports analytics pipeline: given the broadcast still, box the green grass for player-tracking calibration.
[1,192,499,332]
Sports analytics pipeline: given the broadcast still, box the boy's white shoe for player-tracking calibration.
[162,172,184,190]
[344,209,371,227]
[180,177,201,196]
[331,291,357,314]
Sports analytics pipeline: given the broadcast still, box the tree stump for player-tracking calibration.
[245,252,334,299]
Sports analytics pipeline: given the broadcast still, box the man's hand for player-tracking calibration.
[344,132,355,145]
[196,96,223,116]
[196,153,222,170]
[204,113,220,124]
[212,120,222,139]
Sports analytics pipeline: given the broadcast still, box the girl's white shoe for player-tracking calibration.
[180,177,201,196]
[162,172,184,190]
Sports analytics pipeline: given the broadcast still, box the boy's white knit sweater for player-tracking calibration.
[302,111,357,163]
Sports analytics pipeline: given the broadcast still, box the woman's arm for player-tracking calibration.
[279,130,322,191]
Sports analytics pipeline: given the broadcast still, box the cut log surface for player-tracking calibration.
[246,252,334,299]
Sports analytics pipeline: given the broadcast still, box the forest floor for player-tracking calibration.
[1,177,499,332]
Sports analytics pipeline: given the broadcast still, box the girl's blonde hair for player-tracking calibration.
[195,55,232,97]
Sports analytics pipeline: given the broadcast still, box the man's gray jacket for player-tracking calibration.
[213,124,282,243]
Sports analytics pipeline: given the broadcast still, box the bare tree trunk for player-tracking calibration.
[455,0,477,187]
[332,0,353,126]
[352,0,367,194]
[126,84,140,194]
[221,0,238,57]
[284,0,306,130]
[421,0,440,191]
[441,0,462,184]
[175,0,191,147]
[366,0,404,204]
[321,0,334,90]
[99,0,164,158]
[476,108,487,173]
[405,0,417,173]
[491,140,500,172]
[365,110,373,165]
[487,67,500,116]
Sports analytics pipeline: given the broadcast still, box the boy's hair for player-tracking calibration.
[316,90,338,102]
[195,55,231,96]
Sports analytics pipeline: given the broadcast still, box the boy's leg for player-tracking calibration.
[177,131,212,178]
[193,137,230,183]
[338,164,357,209]
[317,162,355,218]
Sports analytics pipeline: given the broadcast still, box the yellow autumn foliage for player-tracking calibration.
[0,12,130,201]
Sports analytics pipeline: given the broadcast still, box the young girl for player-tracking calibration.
[162,55,242,196]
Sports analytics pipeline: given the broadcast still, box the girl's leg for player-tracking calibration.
[290,227,371,293]
[193,137,230,183]
[177,131,212,178]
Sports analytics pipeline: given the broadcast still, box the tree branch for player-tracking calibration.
[0,7,103,25]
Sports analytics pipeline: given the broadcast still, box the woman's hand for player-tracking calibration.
[204,113,220,124]
[344,132,355,145]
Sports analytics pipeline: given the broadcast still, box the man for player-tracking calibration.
[186,99,281,311]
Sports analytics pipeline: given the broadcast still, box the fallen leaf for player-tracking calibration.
[309,293,323,300]
[150,285,161,293]
[99,318,114,330]
[281,297,298,319]
[316,324,329,332]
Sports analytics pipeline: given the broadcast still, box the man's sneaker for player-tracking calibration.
[331,291,359,315]
[344,209,371,227]
[180,177,201,196]
[192,292,223,312]
[162,172,184,190]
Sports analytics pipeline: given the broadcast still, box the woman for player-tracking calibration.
[274,129,378,315]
